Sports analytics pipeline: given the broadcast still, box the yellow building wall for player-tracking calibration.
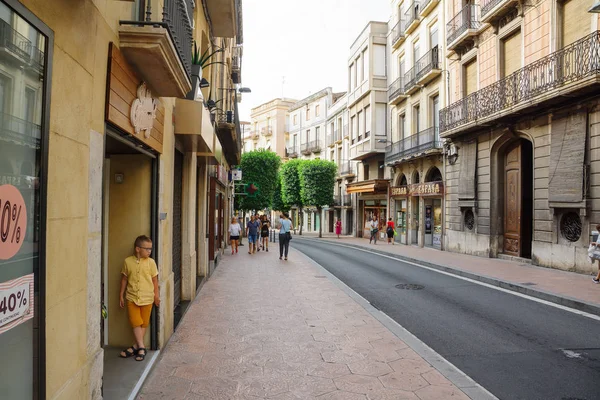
[107,155,152,348]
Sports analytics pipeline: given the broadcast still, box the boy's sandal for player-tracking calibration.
[135,348,147,361]
[119,346,138,358]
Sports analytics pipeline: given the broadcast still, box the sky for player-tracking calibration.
[238,0,390,121]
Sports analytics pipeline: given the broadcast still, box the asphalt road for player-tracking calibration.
[291,238,600,400]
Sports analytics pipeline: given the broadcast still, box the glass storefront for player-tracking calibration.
[0,1,48,397]
[362,199,387,239]
[395,199,407,244]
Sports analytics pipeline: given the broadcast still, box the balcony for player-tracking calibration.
[0,112,41,148]
[350,138,387,160]
[415,46,441,86]
[447,4,481,51]
[391,19,406,49]
[231,55,241,84]
[205,0,239,37]
[440,31,600,137]
[0,19,44,73]
[301,142,311,155]
[385,128,442,164]
[174,99,215,153]
[339,160,356,177]
[388,77,407,105]
[333,195,342,207]
[420,0,440,18]
[404,1,421,35]
[250,131,259,140]
[287,146,298,158]
[403,65,420,95]
[309,140,322,153]
[343,195,352,206]
[261,126,273,137]
[480,0,519,23]
[119,0,193,97]
[215,110,240,165]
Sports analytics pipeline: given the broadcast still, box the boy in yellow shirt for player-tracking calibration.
[119,235,159,361]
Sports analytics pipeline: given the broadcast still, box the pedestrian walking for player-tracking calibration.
[228,217,241,254]
[591,224,600,283]
[278,213,293,261]
[119,235,159,362]
[386,217,395,245]
[260,215,271,252]
[335,218,342,238]
[369,215,379,244]
[246,215,260,254]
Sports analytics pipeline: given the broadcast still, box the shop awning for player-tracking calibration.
[346,179,389,194]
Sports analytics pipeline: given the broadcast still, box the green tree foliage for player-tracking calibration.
[299,159,337,238]
[271,173,289,213]
[237,149,281,212]
[280,159,305,234]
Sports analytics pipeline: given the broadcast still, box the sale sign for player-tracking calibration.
[0,184,27,260]
[0,274,34,335]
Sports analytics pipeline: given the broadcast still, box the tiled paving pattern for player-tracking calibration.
[138,248,472,400]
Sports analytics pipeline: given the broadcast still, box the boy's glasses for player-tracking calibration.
[139,247,152,252]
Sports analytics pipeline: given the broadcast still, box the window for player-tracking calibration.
[502,30,521,78]
[357,55,363,83]
[363,48,369,79]
[351,115,356,144]
[464,58,477,96]
[375,103,386,137]
[353,62,358,88]
[357,111,363,142]
[365,105,371,138]
[293,135,297,148]
[561,0,589,48]
[430,24,439,50]
[413,42,420,65]
[374,44,386,76]
[315,126,320,143]
[413,104,420,133]
[306,108,310,121]
[293,114,297,125]
[330,122,335,141]
[315,104,320,117]
[378,161,384,179]
[399,57,405,79]
[24,88,35,122]
[364,164,370,180]
[431,96,439,141]
[306,129,310,143]
[398,114,406,142]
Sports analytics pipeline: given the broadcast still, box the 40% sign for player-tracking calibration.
[0,184,27,260]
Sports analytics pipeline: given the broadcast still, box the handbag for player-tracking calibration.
[286,231,292,241]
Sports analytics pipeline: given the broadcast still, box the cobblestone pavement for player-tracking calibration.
[138,246,474,400]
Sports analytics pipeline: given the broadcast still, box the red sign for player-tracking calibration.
[0,185,27,260]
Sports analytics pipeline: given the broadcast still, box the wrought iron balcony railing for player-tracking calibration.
[261,126,273,136]
[343,194,352,206]
[416,46,440,82]
[388,77,406,102]
[440,31,600,134]
[391,19,406,46]
[0,18,45,72]
[385,127,441,163]
[404,1,421,31]
[0,112,42,146]
[481,0,507,18]
[309,140,322,153]
[287,146,298,158]
[447,4,481,45]
[301,142,311,155]
[339,160,355,176]
[333,195,342,207]
[404,65,418,92]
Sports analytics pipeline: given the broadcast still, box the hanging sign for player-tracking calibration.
[231,169,242,181]
[409,182,444,196]
[0,273,34,335]
[390,186,408,197]
[0,184,27,260]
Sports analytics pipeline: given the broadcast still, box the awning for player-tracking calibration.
[346,179,389,194]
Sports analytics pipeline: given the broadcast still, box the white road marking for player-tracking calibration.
[561,349,582,359]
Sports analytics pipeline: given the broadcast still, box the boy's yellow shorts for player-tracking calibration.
[127,301,153,328]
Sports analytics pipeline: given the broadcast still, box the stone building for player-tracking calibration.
[441,0,600,272]
[386,0,447,249]
[0,0,244,398]
[246,98,297,158]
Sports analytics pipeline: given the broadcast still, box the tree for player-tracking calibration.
[299,159,337,238]
[280,159,304,234]
[271,172,289,214]
[237,149,281,213]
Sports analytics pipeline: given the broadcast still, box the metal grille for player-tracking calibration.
[560,212,582,242]
[388,77,405,101]
[447,4,481,45]
[172,150,184,309]
[385,127,441,163]
[464,209,475,231]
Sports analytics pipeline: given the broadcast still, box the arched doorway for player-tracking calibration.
[424,166,443,249]
[502,140,533,258]
[425,166,442,183]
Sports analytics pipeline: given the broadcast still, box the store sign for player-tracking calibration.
[409,182,444,196]
[390,186,408,197]
[216,165,228,185]
[0,185,27,260]
[130,82,158,139]
[0,274,34,335]
[231,169,242,181]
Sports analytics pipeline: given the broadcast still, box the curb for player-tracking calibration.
[295,237,600,318]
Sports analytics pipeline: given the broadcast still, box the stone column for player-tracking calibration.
[181,153,197,301]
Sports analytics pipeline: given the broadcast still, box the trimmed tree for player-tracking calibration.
[237,149,281,213]
[280,159,304,234]
[271,172,290,214]
[299,159,337,238]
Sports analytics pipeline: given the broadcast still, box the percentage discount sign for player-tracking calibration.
[0,185,27,260]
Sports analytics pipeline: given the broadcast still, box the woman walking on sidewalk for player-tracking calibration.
[386,217,395,245]
[335,218,342,239]
[228,217,241,254]
[278,213,293,261]
[369,216,379,244]
[260,215,270,252]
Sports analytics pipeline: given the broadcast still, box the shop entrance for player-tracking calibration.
[503,140,533,258]
[363,200,387,239]
[424,167,443,250]
[395,199,408,244]
[101,130,158,398]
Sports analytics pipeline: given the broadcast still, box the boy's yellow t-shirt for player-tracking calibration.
[121,255,159,306]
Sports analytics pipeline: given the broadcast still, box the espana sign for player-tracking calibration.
[390,181,444,197]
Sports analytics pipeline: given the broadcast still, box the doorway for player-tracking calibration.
[172,150,183,322]
[503,140,533,258]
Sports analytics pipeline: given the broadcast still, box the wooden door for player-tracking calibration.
[504,143,522,256]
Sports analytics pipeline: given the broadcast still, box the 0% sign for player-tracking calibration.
[0,282,30,329]
[0,185,27,260]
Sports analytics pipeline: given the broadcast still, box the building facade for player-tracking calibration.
[246,98,296,157]
[0,0,244,398]
[386,0,447,249]
[441,0,600,272]
[344,21,393,239]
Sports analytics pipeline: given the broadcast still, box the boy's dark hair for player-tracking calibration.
[135,235,152,248]
[596,224,600,231]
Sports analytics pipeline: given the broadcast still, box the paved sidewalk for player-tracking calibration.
[297,233,600,314]
[137,247,484,400]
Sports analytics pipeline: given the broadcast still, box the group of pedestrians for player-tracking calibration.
[228,213,294,260]
[369,215,397,245]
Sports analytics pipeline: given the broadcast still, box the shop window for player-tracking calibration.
[425,166,442,182]
[560,211,582,242]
